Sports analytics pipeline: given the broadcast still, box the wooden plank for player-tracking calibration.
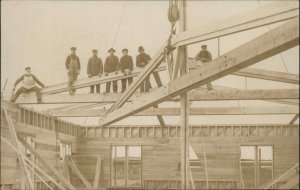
[0,136,66,190]
[47,106,299,117]
[278,175,299,189]
[2,108,34,190]
[172,1,299,47]
[289,114,299,125]
[17,137,76,190]
[7,88,299,104]
[188,58,299,84]
[179,1,189,189]
[99,17,299,126]
[65,156,93,189]
[109,1,299,113]
[93,157,102,189]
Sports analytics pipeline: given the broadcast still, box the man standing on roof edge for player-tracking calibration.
[136,46,152,92]
[87,49,103,93]
[66,47,81,95]
[104,48,120,93]
[120,48,134,92]
[10,67,45,103]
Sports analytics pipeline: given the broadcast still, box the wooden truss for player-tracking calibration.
[98,17,299,126]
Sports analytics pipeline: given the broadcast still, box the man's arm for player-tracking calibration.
[207,51,212,61]
[87,59,91,74]
[99,58,103,74]
[115,57,120,71]
[77,57,81,70]
[14,75,24,87]
[146,54,151,62]
[129,56,134,71]
[32,75,45,88]
[120,57,125,73]
[136,56,143,67]
[104,57,108,72]
[65,56,70,69]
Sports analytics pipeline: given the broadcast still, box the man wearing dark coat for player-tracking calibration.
[66,47,81,95]
[87,49,103,93]
[136,46,163,92]
[10,67,45,103]
[195,44,213,90]
[120,48,133,92]
[104,48,119,93]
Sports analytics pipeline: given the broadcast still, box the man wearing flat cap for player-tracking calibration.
[136,46,162,92]
[104,48,120,93]
[195,45,212,63]
[87,49,103,93]
[120,48,134,92]
[10,67,45,103]
[195,44,213,90]
[66,47,81,95]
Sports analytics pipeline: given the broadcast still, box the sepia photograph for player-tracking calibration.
[1,0,299,189]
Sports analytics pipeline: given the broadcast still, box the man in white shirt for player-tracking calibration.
[10,67,45,103]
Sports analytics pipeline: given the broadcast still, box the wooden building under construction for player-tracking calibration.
[1,1,299,189]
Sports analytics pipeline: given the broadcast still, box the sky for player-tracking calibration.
[1,0,299,125]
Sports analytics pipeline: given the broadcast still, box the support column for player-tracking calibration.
[179,0,189,189]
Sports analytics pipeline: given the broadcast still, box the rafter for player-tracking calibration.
[9,89,298,104]
[98,17,299,126]
[48,106,298,117]
[108,1,299,113]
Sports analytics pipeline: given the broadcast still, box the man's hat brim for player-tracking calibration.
[25,67,31,70]
[108,48,116,53]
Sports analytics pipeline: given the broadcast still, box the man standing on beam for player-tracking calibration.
[136,46,151,92]
[120,48,134,92]
[104,48,120,93]
[87,49,103,94]
[66,47,81,95]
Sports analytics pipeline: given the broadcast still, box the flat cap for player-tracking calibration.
[92,49,98,53]
[201,45,207,48]
[108,48,116,53]
[71,47,76,50]
[138,46,144,51]
[25,67,31,70]
[122,48,128,52]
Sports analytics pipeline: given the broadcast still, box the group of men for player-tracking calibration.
[66,45,154,95]
[10,44,212,103]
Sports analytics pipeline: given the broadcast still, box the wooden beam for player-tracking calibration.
[18,137,76,190]
[47,106,299,117]
[178,1,189,189]
[10,89,299,104]
[289,114,299,125]
[65,156,93,189]
[172,1,299,47]
[188,58,299,84]
[93,157,102,189]
[107,1,298,113]
[2,108,34,190]
[263,163,299,189]
[278,175,299,189]
[0,136,66,190]
[99,17,299,126]
[38,66,166,95]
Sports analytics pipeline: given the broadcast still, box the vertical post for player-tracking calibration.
[179,0,189,189]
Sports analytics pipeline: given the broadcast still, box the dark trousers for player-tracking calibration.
[106,81,118,93]
[90,84,100,93]
[121,77,133,92]
[140,76,151,92]
[10,86,41,103]
[68,73,78,94]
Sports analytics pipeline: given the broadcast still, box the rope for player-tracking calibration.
[111,6,126,48]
